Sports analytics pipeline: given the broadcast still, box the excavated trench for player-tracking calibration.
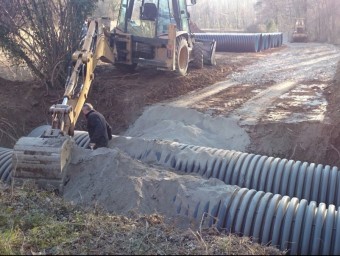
[1,43,340,255]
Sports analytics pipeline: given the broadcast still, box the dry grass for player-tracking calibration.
[0,183,285,255]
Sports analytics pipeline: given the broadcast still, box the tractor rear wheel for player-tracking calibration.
[175,37,189,76]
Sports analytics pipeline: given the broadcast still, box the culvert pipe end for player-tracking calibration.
[179,187,340,255]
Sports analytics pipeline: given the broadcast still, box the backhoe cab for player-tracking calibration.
[112,0,216,75]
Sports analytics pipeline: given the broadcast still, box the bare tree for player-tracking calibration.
[94,0,121,19]
[308,0,340,42]
[189,0,257,32]
[0,0,98,91]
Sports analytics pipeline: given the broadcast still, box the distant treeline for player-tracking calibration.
[189,0,340,44]
[35,0,339,44]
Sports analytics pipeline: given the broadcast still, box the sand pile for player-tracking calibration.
[63,146,238,223]
[124,105,250,151]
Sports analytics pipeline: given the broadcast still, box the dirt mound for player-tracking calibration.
[124,105,250,151]
[63,146,238,227]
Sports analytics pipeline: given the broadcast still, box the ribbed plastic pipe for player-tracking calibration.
[73,131,90,148]
[175,187,340,255]
[259,33,270,51]
[5,129,340,208]
[193,32,283,53]
[194,33,261,52]
[0,147,13,183]
[266,33,283,48]
[108,136,340,208]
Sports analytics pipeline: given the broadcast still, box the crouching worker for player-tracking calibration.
[82,103,113,150]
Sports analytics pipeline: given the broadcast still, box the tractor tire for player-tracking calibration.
[192,43,204,69]
[175,37,189,76]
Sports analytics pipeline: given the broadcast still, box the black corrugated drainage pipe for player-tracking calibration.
[109,136,340,208]
[0,147,13,183]
[259,33,270,51]
[266,33,283,48]
[4,129,340,208]
[194,32,283,53]
[175,187,340,255]
[194,33,261,52]
[73,131,91,148]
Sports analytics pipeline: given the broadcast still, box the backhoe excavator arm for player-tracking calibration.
[11,18,115,193]
[47,19,115,137]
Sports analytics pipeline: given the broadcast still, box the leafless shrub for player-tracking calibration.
[0,0,98,91]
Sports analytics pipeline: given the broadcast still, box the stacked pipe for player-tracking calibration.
[267,33,284,48]
[194,32,283,52]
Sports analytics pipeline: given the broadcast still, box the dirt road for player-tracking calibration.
[166,43,338,123]
[124,42,340,166]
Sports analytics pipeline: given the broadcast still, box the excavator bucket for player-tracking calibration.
[11,136,74,193]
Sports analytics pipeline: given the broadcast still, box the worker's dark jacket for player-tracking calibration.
[85,110,112,148]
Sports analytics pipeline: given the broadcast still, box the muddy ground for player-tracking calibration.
[1,42,339,255]
[1,43,340,168]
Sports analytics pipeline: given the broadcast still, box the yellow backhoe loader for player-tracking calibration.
[11,0,216,192]
[292,18,308,43]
